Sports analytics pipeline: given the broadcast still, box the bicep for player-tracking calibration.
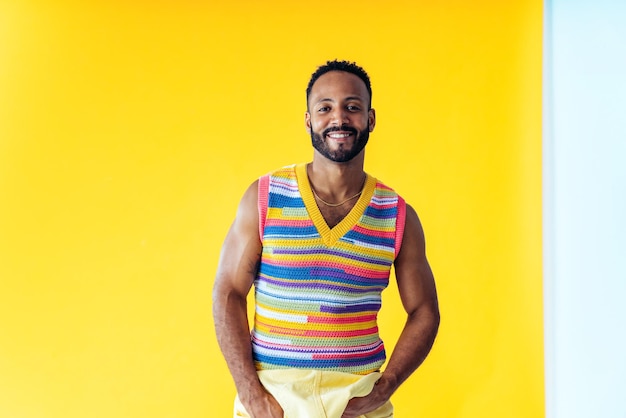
[394,204,438,315]
[214,181,263,298]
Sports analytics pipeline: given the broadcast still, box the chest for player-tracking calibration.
[316,201,357,229]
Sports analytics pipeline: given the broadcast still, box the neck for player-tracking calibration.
[307,154,366,201]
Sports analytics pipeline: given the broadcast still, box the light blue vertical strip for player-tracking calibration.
[542,1,555,417]
[546,1,626,417]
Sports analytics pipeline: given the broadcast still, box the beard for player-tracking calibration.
[310,123,370,163]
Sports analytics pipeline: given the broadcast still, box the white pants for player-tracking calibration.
[234,369,393,418]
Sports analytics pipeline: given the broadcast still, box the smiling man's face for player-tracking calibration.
[305,71,375,163]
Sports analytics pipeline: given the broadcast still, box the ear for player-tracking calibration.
[304,111,312,131]
[368,108,376,131]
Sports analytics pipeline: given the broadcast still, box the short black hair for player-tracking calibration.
[306,60,372,109]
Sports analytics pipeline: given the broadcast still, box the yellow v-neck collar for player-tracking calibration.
[295,163,376,247]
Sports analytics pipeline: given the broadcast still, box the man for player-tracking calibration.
[213,60,440,418]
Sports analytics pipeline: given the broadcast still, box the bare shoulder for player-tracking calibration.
[235,179,260,230]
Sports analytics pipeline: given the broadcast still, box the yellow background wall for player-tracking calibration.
[0,1,543,417]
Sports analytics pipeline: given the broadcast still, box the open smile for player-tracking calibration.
[324,126,358,141]
[327,132,353,139]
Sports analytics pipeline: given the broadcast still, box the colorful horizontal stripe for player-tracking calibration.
[251,164,403,375]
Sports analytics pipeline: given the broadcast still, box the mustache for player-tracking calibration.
[322,125,358,137]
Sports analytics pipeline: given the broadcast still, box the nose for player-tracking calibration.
[331,108,349,125]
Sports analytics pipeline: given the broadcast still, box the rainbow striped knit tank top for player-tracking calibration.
[251,164,406,375]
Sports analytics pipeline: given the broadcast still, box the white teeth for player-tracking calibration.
[328,133,350,139]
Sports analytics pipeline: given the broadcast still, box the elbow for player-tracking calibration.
[430,300,441,335]
[432,307,441,337]
[211,278,224,313]
[432,301,440,327]
[211,277,230,320]
[411,301,440,339]
[212,278,247,320]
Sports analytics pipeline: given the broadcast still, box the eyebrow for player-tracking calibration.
[316,96,365,104]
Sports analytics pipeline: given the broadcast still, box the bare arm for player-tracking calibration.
[343,204,440,417]
[212,181,283,417]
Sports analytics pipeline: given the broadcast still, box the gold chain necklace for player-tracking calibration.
[311,187,362,207]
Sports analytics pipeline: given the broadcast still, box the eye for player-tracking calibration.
[317,106,330,113]
[347,105,361,112]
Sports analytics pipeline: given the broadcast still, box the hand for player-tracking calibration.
[342,374,396,418]
[341,383,389,418]
[244,390,284,418]
[341,394,387,418]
